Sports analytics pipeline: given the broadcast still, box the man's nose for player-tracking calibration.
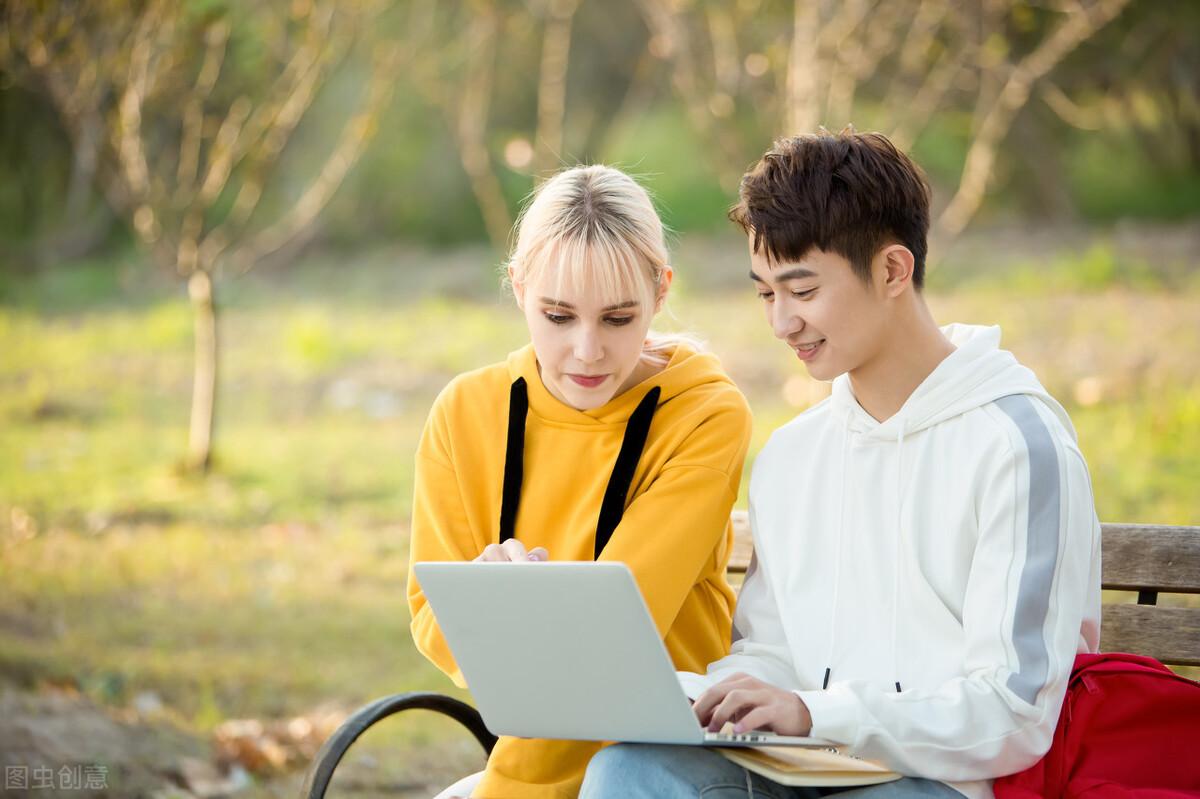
[771,300,801,341]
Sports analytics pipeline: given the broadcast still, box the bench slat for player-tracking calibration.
[1101,524,1200,594]
[1100,604,1200,667]
[729,517,1200,596]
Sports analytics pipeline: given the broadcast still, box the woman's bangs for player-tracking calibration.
[538,234,654,311]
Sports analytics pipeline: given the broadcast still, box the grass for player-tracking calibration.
[0,233,1197,788]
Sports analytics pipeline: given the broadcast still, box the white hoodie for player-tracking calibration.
[681,324,1102,799]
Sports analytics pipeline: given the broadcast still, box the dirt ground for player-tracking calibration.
[0,687,485,799]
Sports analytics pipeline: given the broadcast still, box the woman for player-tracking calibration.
[407,165,752,798]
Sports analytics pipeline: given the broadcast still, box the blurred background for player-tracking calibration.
[1,0,1197,796]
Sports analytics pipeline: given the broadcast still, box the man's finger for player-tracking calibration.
[707,689,761,732]
[527,546,549,561]
[693,684,731,725]
[732,704,776,734]
[693,673,751,724]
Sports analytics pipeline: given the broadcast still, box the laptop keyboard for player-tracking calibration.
[704,731,838,749]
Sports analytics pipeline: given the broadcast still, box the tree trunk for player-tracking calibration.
[186,270,218,473]
[533,0,578,181]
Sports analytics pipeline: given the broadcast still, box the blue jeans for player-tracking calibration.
[580,744,966,799]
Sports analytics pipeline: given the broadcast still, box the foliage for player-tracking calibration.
[2,241,1196,730]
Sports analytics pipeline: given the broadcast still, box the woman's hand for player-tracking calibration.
[474,538,549,563]
[692,673,813,736]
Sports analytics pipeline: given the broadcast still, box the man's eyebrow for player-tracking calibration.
[748,267,817,283]
[538,298,640,311]
[774,267,817,281]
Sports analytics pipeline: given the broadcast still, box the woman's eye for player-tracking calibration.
[605,316,635,326]
[545,312,572,325]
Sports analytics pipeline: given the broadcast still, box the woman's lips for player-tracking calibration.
[568,373,608,388]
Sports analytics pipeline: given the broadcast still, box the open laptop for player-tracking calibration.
[413,560,835,749]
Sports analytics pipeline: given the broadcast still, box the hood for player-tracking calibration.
[830,323,1076,442]
[505,341,735,425]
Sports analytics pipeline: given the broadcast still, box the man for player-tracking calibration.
[580,130,1101,799]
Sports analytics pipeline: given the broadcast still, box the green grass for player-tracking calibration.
[0,239,1197,779]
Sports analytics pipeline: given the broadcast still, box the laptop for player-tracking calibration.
[413,560,835,749]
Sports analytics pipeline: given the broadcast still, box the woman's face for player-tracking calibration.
[513,266,668,410]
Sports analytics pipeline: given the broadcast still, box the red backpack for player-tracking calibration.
[994,653,1200,798]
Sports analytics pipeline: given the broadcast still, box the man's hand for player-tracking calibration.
[693,673,813,736]
[474,538,549,563]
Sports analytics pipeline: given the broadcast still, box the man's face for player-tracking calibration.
[514,270,658,411]
[748,237,889,382]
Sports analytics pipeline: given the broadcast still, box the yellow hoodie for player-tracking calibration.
[407,342,752,798]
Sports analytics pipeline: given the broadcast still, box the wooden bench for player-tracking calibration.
[300,514,1200,798]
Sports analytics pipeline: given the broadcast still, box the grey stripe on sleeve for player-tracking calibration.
[995,394,1061,705]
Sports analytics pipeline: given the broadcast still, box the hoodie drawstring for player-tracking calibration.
[823,421,904,694]
[823,425,849,690]
[891,424,906,694]
[499,378,661,559]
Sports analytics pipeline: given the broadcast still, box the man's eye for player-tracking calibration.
[605,316,634,326]
[791,289,816,299]
[545,312,572,324]
[757,292,774,302]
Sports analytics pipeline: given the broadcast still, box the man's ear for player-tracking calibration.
[509,265,525,309]
[879,245,915,298]
[654,265,674,312]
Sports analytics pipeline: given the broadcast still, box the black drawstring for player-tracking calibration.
[498,378,659,558]
[594,387,660,559]
[498,378,527,544]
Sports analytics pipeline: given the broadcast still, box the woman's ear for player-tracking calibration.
[509,265,525,309]
[654,265,674,312]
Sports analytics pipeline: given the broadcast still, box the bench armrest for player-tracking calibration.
[301,691,496,799]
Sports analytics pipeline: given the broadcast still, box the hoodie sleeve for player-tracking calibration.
[598,397,752,644]
[797,396,1101,781]
[678,500,803,697]
[406,388,477,688]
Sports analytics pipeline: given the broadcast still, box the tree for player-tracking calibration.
[632,0,1132,241]
[2,0,404,471]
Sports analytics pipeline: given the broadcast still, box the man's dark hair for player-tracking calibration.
[729,130,932,289]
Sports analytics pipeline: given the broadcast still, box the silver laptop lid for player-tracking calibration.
[413,561,705,744]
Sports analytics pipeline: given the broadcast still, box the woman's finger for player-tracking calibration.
[526,546,549,561]
[476,543,506,562]
[500,538,529,562]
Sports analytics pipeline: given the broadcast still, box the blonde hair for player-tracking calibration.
[506,165,701,361]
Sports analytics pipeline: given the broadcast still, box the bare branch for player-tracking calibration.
[937,0,1133,238]
[1040,80,1105,130]
[177,19,230,196]
[225,42,405,271]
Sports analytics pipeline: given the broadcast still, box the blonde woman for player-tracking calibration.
[407,165,753,798]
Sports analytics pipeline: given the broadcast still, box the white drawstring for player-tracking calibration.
[890,424,906,693]
[825,418,905,693]
[822,424,850,690]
